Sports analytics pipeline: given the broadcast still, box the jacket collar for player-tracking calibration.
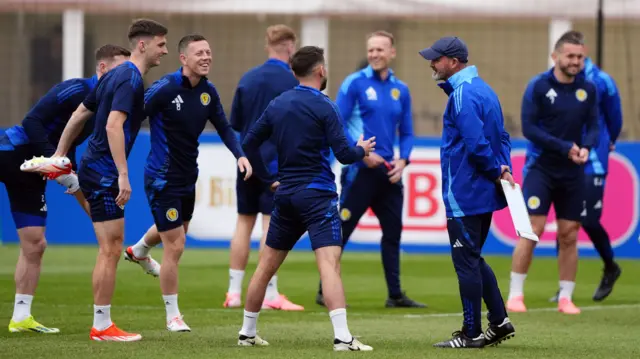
[438,65,478,95]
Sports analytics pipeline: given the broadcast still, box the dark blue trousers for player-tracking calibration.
[447,212,508,337]
[339,165,404,298]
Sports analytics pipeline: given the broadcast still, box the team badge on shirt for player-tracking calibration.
[527,196,540,210]
[200,92,210,106]
[575,89,588,102]
[340,208,351,221]
[166,208,179,222]
[390,88,401,101]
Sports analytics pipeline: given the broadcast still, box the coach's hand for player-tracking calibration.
[238,157,252,181]
[388,159,406,184]
[116,173,131,207]
[498,165,515,188]
[357,134,377,158]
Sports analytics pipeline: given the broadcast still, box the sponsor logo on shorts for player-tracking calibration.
[166,208,179,222]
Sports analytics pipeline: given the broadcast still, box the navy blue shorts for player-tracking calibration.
[78,166,124,223]
[266,189,342,251]
[0,145,47,228]
[236,169,273,215]
[144,176,195,232]
[582,174,605,226]
[522,167,585,222]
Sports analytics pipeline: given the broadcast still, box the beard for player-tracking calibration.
[560,64,580,78]
[320,77,328,91]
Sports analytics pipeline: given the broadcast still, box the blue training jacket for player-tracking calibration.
[583,58,623,176]
[438,66,511,217]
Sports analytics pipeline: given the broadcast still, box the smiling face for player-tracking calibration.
[181,40,212,76]
[367,35,396,72]
[552,42,585,78]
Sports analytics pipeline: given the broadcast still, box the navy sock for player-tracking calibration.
[583,223,615,269]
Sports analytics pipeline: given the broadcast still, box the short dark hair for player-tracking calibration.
[290,46,324,77]
[554,30,585,51]
[127,19,168,44]
[95,44,130,63]
[178,34,207,54]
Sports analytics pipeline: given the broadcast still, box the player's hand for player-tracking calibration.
[498,165,516,188]
[115,173,131,207]
[609,142,616,152]
[568,143,580,160]
[388,159,407,184]
[237,157,252,181]
[577,147,589,164]
[270,181,280,192]
[356,134,376,158]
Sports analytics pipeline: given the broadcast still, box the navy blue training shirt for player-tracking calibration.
[242,85,365,195]
[81,61,145,178]
[144,68,245,188]
[522,68,599,179]
[6,76,98,167]
[230,58,299,175]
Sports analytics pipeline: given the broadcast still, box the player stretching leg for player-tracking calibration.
[124,34,251,331]
[53,19,168,341]
[237,46,374,351]
[508,31,598,315]
[5,45,129,334]
[223,25,303,311]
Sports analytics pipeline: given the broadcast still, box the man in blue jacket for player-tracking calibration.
[420,36,515,349]
[316,30,424,309]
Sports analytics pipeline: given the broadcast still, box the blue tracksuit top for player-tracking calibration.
[438,66,511,218]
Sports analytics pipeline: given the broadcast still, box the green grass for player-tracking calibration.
[1,245,639,358]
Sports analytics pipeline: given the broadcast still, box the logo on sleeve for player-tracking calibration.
[166,208,179,222]
[390,88,401,101]
[575,89,587,102]
[200,93,210,106]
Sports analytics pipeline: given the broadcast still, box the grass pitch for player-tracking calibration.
[1,245,639,358]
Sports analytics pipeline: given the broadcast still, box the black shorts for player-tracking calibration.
[0,144,47,228]
[144,176,195,232]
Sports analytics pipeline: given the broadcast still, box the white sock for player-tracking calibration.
[508,272,527,300]
[228,269,245,295]
[329,308,353,343]
[558,280,576,300]
[12,294,33,322]
[132,236,152,258]
[93,304,112,331]
[239,310,259,337]
[163,294,181,321]
[265,275,279,301]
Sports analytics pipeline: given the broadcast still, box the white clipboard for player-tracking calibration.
[500,180,539,242]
